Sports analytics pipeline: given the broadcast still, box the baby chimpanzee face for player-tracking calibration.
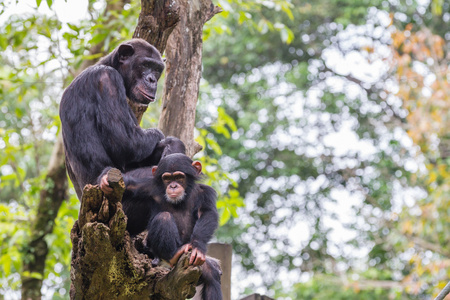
[162,171,187,203]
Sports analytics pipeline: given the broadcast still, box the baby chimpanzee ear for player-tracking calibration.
[192,161,202,175]
[152,166,158,176]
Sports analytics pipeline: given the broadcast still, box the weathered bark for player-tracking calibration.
[158,0,221,157]
[133,0,180,53]
[70,170,201,299]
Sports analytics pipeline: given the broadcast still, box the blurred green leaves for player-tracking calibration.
[204,0,296,44]
[198,0,449,298]
[196,107,244,227]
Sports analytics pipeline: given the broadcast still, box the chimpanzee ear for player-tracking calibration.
[192,161,202,175]
[118,44,135,63]
[152,166,158,176]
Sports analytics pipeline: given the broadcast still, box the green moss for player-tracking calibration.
[108,255,121,283]
[107,251,148,297]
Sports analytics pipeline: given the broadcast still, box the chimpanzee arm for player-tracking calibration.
[97,166,155,195]
[94,67,164,167]
[190,184,219,253]
[135,136,186,167]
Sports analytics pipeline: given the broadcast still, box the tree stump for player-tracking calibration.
[70,169,201,299]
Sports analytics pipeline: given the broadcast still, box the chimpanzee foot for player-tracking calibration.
[152,257,161,267]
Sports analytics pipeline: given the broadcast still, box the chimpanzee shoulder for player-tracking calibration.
[66,64,125,91]
[196,184,217,204]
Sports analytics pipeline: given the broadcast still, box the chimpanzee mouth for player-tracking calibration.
[137,87,155,103]
[165,191,186,204]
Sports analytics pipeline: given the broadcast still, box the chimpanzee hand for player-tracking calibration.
[189,247,206,266]
[181,243,206,266]
[99,174,113,194]
[167,244,190,266]
[167,244,205,266]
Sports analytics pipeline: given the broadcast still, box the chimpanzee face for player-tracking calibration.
[161,171,187,203]
[117,40,165,105]
[151,154,203,204]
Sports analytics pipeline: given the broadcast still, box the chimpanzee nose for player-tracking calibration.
[147,74,156,83]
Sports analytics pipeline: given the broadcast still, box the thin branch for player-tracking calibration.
[435,281,450,300]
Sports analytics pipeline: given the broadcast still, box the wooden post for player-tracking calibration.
[192,243,232,300]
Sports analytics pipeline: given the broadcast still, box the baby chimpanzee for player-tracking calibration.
[100,153,222,300]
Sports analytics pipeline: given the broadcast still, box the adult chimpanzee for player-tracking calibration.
[60,39,184,199]
[99,153,222,300]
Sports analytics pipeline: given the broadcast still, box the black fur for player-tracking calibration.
[59,39,183,198]
[117,153,222,300]
[197,258,222,300]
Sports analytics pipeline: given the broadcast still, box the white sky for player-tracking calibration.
[1,0,88,23]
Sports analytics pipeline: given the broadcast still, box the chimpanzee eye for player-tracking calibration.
[162,174,172,182]
[173,174,186,181]
[142,59,164,73]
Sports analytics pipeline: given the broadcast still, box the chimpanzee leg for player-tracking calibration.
[146,212,181,261]
[197,257,222,300]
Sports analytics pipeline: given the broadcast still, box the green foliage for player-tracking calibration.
[431,0,443,15]
[204,0,296,44]
[198,0,449,298]
[195,107,244,226]
[272,274,408,300]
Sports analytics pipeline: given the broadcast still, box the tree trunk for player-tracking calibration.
[21,134,67,300]
[158,0,221,157]
[132,0,180,53]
